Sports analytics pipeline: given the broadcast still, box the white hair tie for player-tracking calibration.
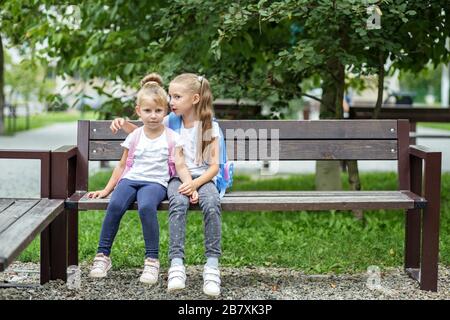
[198,76,203,83]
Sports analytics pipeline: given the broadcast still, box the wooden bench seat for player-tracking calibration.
[69,190,426,211]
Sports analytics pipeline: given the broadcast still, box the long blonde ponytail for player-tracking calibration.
[171,73,215,164]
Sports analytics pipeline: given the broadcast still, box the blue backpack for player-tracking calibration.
[168,112,234,198]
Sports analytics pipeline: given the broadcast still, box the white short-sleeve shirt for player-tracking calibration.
[120,128,183,188]
[179,120,220,178]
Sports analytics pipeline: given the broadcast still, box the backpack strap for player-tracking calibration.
[117,127,143,185]
[168,112,182,133]
[165,127,176,178]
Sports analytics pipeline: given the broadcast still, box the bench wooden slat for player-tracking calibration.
[0,199,15,213]
[76,190,418,199]
[213,190,423,198]
[230,140,398,160]
[75,190,421,211]
[0,200,40,234]
[0,199,64,272]
[89,139,398,161]
[220,120,399,139]
[89,120,399,140]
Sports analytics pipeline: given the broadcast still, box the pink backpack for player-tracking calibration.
[117,127,176,185]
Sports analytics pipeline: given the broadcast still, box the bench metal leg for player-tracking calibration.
[419,152,441,291]
[40,227,51,285]
[68,209,78,266]
[50,210,68,281]
[420,206,439,291]
[405,208,421,270]
[39,211,68,284]
[404,155,422,271]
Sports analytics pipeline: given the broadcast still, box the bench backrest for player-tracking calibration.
[75,119,410,191]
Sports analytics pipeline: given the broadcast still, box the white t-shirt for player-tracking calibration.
[120,128,183,188]
[179,120,220,178]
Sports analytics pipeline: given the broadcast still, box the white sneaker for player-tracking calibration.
[88,253,112,278]
[140,258,160,284]
[167,265,186,291]
[203,266,221,297]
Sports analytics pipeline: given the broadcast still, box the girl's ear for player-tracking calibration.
[192,93,200,105]
[135,105,140,117]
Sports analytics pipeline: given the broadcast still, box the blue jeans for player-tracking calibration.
[97,178,167,259]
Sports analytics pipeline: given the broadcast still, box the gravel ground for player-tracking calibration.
[1,261,449,300]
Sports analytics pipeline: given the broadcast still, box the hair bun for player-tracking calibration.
[140,73,163,88]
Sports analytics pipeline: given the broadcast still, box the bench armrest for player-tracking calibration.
[53,145,77,158]
[0,149,51,197]
[409,145,441,160]
[51,146,78,200]
[408,145,441,209]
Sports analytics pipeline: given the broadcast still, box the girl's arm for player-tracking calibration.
[178,138,220,194]
[175,146,199,204]
[175,146,194,185]
[88,149,128,198]
[110,118,139,134]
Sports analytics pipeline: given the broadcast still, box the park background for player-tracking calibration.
[0,1,450,299]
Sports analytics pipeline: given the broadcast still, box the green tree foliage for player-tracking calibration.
[213,0,450,118]
[1,1,449,119]
[3,50,55,108]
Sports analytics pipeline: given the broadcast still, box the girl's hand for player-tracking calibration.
[87,189,110,199]
[178,180,198,196]
[110,118,125,134]
[189,191,199,204]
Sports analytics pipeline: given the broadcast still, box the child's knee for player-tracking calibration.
[169,193,190,209]
[199,191,220,206]
[107,199,127,216]
[199,195,221,214]
[138,204,158,217]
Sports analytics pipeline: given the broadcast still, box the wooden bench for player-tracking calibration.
[0,150,65,286]
[59,119,441,291]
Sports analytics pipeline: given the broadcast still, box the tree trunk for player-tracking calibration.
[0,34,5,135]
[316,58,345,191]
[346,160,363,219]
[373,52,385,119]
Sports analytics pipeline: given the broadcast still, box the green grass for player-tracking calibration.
[4,110,97,135]
[418,122,450,131]
[18,172,450,274]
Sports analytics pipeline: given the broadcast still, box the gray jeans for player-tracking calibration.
[167,177,222,260]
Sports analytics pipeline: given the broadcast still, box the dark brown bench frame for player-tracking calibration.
[0,150,65,285]
[53,119,441,291]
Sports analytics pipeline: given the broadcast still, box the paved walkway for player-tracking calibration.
[0,121,449,198]
[0,122,99,198]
